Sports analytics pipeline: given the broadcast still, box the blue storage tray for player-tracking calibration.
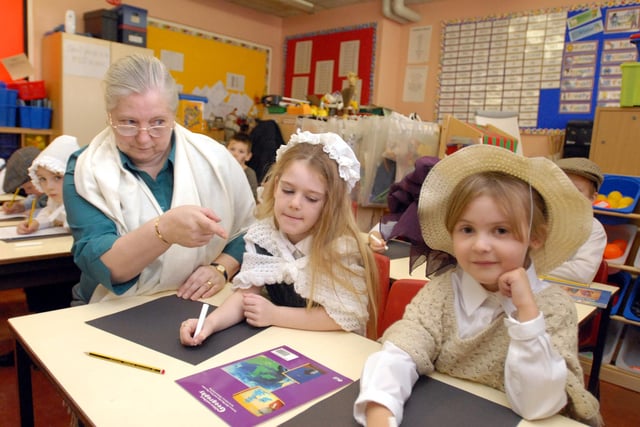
[608,271,632,315]
[594,174,640,214]
[622,276,640,322]
[0,104,17,127]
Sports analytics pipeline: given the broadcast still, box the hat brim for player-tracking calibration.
[418,144,592,274]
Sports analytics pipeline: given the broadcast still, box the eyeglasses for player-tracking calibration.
[109,117,174,138]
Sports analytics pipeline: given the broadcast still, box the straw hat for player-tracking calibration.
[2,146,40,193]
[555,157,604,191]
[28,135,80,192]
[418,144,592,274]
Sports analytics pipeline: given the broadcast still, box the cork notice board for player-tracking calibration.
[147,18,271,120]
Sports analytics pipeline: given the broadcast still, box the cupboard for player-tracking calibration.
[41,32,152,146]
[589,107,640,176]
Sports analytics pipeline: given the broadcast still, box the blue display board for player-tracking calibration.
[437,2,640,131]
[540,3,640,129]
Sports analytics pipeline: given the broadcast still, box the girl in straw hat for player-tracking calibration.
[354,144,601,426]
[179,131,379,344]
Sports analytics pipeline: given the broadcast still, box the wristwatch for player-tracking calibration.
[210,262,228,281]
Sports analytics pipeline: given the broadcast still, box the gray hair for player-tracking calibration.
[103,54,179,113]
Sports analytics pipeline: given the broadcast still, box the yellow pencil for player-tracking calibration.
[6,187,20,208]
[27,198,37,227]
[86,351,165,374]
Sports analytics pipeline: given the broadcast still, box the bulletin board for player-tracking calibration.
[147,18,271,120]
[284,23,376,105]
[0,0,26,82]
[436,2,640,131]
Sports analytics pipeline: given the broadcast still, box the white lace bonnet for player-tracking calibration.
[28,135,80,192]
[276,130,360,192]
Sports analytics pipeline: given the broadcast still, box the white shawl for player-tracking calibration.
[74,124,255,302]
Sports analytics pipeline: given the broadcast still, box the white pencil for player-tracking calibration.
[369,233,389,250]
[193,303,209,337]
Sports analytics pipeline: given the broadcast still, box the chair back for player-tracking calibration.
[378,278,427,336]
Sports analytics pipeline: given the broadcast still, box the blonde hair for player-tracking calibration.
[104,54,179,113]
[445,171,548,253]
[257,143,379,335]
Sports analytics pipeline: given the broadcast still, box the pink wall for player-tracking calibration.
[29,0,625,122]
[283,0,620,120]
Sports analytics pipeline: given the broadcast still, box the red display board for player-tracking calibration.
[284,24,376,105]
[0,0,26,82]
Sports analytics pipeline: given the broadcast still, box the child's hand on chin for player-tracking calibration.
[498,268,539,322]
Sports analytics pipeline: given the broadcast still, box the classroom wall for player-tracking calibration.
[282,0,625,122]
[27,0,627,128]
[27,0,284,94]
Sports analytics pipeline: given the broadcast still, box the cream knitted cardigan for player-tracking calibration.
[383,271,601,426]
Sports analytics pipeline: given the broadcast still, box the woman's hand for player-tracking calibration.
[242,292,277,327]
[16,219,39,235]
[157,205,228,247]
[177,264,226,300]
[498,267,539,322]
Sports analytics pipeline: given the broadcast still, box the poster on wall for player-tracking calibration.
[285,23,376,105]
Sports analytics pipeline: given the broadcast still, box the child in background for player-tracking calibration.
[1,146,45,214]
[354,145,601,426]
[180,131,379,343]
[549,157,607,284]
[227,132,258,200]
[17,135,80,234]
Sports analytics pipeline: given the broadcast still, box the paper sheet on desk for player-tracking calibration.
[281,377,521,427]
[86,295,265,365]
[0,226,70,241]
[0,212,27,221]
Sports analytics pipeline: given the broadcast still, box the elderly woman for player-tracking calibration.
[64,54,255,304]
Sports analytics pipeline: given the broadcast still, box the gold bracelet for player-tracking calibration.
[154,216,170,245]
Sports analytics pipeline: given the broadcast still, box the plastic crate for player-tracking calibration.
[6,80,46,101]
[114,4,147,30]
[603,224,637,265]
[0,105,17,126]
[615,324,640,374]
[19,106,52,129]
[117,27,147,47]
[622,277,640,323]
[0,88,18,105]
[593,174,640,214]
[84,9,118,41]
[0,134,19,159]
[609,270,632,315]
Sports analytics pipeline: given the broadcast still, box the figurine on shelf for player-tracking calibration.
[342,71,359,114]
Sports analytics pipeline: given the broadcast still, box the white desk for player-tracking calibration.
[0,231,77,291]
[10,287,586,426]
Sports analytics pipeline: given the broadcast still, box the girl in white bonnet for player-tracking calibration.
[179,131,380,344]
[17,135,80,234]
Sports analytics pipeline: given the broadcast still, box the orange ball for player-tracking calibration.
[612,239,628,251]
[603,243,624,260]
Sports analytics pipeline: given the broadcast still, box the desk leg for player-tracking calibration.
[587,303,612,400]
[15,340,34,427]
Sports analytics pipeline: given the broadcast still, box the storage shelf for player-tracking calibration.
[580,354,640,393]
[0,126,54,136]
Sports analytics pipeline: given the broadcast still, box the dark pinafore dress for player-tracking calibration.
[255,244,307,308]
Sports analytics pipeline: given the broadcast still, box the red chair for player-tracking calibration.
[578,259,609,349]
[378,278,428,337]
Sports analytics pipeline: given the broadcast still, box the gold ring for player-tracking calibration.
[205,280,213,289]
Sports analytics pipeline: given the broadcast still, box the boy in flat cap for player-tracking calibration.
[549,157,607,284]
